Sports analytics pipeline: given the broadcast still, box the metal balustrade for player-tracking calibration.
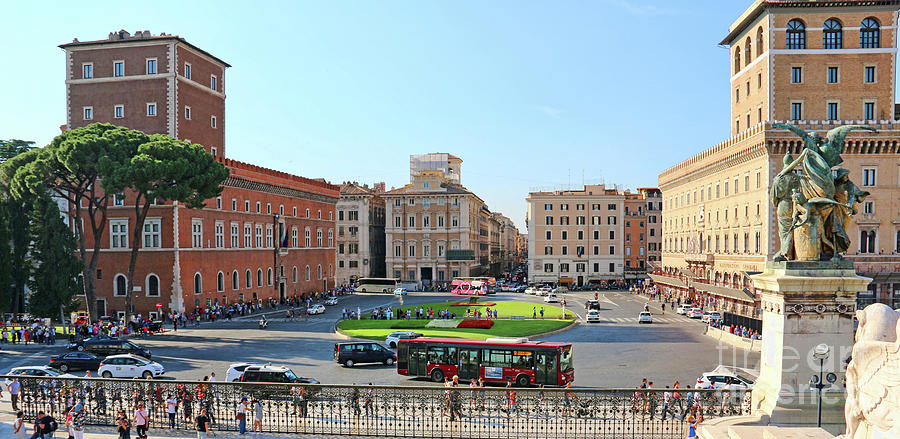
[6,375,751,438]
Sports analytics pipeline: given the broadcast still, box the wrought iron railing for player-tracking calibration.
[7,376,750,438]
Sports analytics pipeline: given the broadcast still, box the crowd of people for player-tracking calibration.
[1,323,58,345]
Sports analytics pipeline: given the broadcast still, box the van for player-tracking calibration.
[334,342,396,368]
[240,365,318,384]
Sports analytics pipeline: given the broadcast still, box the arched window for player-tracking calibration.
[267,268,273,286]
[194,273,202,295]
[216,271,224,292]
[317,265,322,280]
[256,269,263,287]
[114,274,127,296]
[245,269,252,288]
[744,37,751,66]
[292,266,298,283]
[733,46,741,74]
[305,265,311,281]
[786,19,806,49]
[232,270,239,290]
[823,18,842,49]
[756,26,764,56]
[146,274,160,297]
[861,18,880,48]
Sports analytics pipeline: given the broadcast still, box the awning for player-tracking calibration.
[648,274,687,288]
[625,273,650,280]
[695,283,755,302]
[558,277,575,284]
[678,268,699,278]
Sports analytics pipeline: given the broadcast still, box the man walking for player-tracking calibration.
[195,408,210,439]
[8,377,21,410]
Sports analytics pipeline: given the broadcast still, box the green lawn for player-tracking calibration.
[393,300,575,320]
[337,300,575,340]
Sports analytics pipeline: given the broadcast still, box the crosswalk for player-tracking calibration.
[587,316,695,324]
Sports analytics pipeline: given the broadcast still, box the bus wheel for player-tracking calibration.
[515,374,530,387]
[383,289,388,293]
[361,288,366,293]
[430,368,444,382]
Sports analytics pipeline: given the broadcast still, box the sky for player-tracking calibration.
[1,1,761,232]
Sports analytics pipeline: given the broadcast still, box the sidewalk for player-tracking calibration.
[0,420,381,439]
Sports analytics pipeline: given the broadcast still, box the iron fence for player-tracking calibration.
[6,375,750,438]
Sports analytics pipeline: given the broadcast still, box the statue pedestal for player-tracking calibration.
[750,261,869,429]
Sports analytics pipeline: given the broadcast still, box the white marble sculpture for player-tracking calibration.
[843,303,900,438]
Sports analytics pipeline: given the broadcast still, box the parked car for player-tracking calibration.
[544,293,559,303]
[334,342,396,367]
[385,331,422,349]
[586,310,602,323]
[676,305,692,315]
[552,287,569,295]
[307,304,326,315]
[225,362,263,382]
[524,287,537,295]
[324,297,339,306]
[67,334,115,351]
[9,366,75,378]
[697,365,756,390]
[48,352,103,372]
[538,287,552,296]
[393,288,408,296]
[687,308,704,319]
[702,312,722,323]
[638,312,653,324]
[240,365,318,384]
[76,339,152,359]
[515,285,527,293]
[98,354,164,379]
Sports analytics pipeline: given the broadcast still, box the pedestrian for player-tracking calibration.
[540,307,544,319]
[31,410,57,439]
[14,410,27,439]
[687,414,700,438]
[67,402,86,439]
[166,393,178,430]
[252,399,263,437]
[195,408,210,439]
[661,386,672,420]
[532,307,536,319]
[117,409,131,439]
[236,397,249,434]
[563,382,577,417]
[364,383,374,417]
[8,377,21,410]
[133,402,149,439]
[349,385,361,416]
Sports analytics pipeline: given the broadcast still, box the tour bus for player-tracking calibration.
[397,337,574,387]
[355,278,400,293]
[450,279,488,295]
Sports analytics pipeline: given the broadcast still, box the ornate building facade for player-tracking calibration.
[335,182,386,285]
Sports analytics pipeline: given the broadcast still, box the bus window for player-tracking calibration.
[446,347,458,364]
[512,351,533,369]
[484,349,512,368]
[560,346,574,371]
[428,346,445,364]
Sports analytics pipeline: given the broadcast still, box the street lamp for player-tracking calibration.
[810,343,836,428]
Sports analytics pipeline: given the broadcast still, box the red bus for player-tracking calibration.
[396,337,573,387]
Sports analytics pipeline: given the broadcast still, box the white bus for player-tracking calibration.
[356,278,400,293]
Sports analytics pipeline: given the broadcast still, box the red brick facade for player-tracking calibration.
[61,30,336,317]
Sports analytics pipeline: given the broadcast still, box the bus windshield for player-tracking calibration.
[559,346,574,371]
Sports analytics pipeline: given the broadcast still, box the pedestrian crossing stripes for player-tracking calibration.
[587,316,693,324]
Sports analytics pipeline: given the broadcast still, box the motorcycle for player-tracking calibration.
[259,318,268,329]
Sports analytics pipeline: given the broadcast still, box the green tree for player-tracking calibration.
[0,139,36,313]
[0,139,35,163]
[5,124,145,320]
[27,194,83,319]
[104,135,228,321]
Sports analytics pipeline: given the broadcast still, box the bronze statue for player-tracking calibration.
[772,123,876,261]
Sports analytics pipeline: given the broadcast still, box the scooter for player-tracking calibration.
[258,317,268,329]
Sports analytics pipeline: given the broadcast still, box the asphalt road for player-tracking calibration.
[0,290,759,388]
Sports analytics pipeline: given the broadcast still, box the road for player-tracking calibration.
[0,290,759,388]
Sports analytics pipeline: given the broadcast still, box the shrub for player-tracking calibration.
[457,319,494,329]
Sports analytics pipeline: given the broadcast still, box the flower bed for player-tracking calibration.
[456,319,495,329]
[451,302,496,307]
[425,319,463,328]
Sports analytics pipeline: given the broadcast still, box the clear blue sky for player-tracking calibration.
[2,1,763,231]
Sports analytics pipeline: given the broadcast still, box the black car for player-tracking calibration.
[334,342,396,367]
[67,334,115,350]
[49,352,103,372]
[77,339,151,359]
[585,300,601,311]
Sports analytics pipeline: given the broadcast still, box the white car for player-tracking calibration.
[225,362,263,382]
[393,288,408,296]
[324,297,339,306]
[544,293,559,303]
[524,287,537,295]
[697,365,756,390]
[308,304,326,315]
[638,312,653,324]
[9,366,76,378]
[385,331,423,349]
[585,310,601,323]
[98,354,164,379]
[538,287,552,296]
[687,308,704,319]
[701,312,722,323]
[676,305,692,315]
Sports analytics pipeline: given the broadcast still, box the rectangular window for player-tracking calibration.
[191,219,203,248]
[82,63,93,79]
[609,262,615,273]
[863,168,876,187]
[256,225,263,248]
[791,102,803,120]
[266,226,273,248]
[827,102,839,121]
[114,61,124,77]
[184,106,191,120]
[210,75,217,91]
[230,223,239,247]
[184,63,191,79]
[791,67,802,84]
[142,219,160,248]
[451,216,458,227]
[244,224,252,248]
[215,222,225,248]
[827,66,839,84]
[114,104,124,119]
[609,245,615,255]
[408,245,416,257]
[211,115,217,128]
[83,107,93,120]
[864,102,875,120]
[291,227,298,247]
[865,66,876,83]
[146,58,157,74]
[146,103,156,116]
[543,264,553,273]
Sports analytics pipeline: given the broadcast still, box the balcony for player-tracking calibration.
[446,249,475,261]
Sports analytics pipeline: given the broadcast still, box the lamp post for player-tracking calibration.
[810,343,836,428]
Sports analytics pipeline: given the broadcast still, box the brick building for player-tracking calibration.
[60,30,338,318]
[623,188,663,281]
[655,0,900,330]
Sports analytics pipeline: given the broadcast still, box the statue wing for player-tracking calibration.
[773,122,809,140]
[853,341,900,419]
[825,125,876,153]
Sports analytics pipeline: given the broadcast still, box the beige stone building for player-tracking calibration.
[490,212,519,275]
[526,185,662,286]
[384,154,515,289]
[654,0,900,329]
[335,182,386,286]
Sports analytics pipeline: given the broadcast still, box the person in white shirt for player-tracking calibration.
[166,394,178,430]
